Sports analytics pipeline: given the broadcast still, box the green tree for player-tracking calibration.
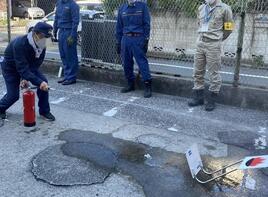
[102,0,254,18]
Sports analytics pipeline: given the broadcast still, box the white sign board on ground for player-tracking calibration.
[185,144,203,178]
[239,155,268,170]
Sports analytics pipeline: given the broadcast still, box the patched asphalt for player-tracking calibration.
[0,73,267,197]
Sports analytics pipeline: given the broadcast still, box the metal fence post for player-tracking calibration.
[233,11,246,87]
[6,0,11,43]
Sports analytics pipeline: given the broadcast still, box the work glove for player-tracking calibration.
[144,39,149,54]
[67,36,74,46]
[116,43,121,55]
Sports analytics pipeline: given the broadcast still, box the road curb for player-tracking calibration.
[41,60,268,112]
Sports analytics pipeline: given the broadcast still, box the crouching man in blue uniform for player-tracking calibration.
[116,0,152,98]
[53,0,80,86]
[0,22,55,121]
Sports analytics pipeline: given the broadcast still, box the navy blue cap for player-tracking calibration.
[33,22,53,38]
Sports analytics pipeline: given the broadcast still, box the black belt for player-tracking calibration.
[124,33,142,37]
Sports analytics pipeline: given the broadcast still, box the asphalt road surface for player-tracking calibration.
[0,73,267,197]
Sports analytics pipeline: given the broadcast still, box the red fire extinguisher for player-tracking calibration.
[23,88,36,127]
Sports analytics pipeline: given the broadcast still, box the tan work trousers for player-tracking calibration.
[193,39,222,93]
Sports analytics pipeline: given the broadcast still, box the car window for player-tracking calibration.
[94,5,104,12]
[80,4,104,12]
[21,1,31,7]
[45,12,80,21]
[80,5,88,11]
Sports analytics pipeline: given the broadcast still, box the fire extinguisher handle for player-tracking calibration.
[30,86,38,90]
[30,86,51,90]
[21,86,52,91]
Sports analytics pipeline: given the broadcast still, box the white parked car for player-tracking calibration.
[26,12,82,45]
[12,0,45,19]
[79,3,105,20]
[26,5,105,46]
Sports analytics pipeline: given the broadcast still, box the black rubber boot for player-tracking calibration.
[205,91,218,111]
[0,111,7,119]
[40,112,56,121]
[144,80,152,98]
[121,82,135,93]
[188,89,204,107]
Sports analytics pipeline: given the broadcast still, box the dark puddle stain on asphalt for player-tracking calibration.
[32,129,267,197]
[57,130,204,197]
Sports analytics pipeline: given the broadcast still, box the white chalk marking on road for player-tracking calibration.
[258,127,267,134]
[254,135,267,150]
[103,107,118,117]
[244,175,256,191]
[50,97,69,105]
[150,62,268,79]
[168,127,179,132]
[128,96,140,102]
[73,90,84,94]
[188,108,194,113]
[103,97,140,117]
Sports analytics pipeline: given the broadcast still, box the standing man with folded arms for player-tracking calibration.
[116,0,152,98]
[53,0,80,85]
[188,0,234,111]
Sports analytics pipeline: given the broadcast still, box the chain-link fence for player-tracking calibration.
[0,0,9,53]
[1,0,268,88]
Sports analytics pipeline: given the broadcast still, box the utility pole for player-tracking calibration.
[6,0,11,43]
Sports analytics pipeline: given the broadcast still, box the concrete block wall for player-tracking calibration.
[149,12,268,64]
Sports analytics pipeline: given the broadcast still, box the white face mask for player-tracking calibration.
[205,0,216,5]
[27,31,44,58]
[36,38,47,49]
[128,0,136,4]
[33,33,47,49]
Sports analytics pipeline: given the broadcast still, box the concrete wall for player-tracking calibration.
[149,12,268,64]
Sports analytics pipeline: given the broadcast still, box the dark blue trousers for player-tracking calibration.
[0,64,50,115]
[121,36,151,84]
[58,29,79,81]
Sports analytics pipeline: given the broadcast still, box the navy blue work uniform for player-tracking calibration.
[0,36,50,115]
[116,2,151,84]
[54,0,80,81]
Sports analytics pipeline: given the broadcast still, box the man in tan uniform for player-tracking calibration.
[188,0,234,111]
